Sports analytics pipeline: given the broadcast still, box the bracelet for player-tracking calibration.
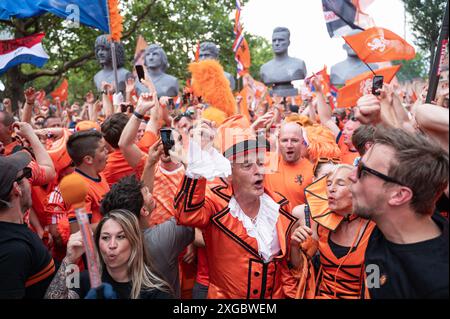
[133,111,144,120]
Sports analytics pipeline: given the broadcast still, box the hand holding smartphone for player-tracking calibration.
[160,128,175,156]
[120,103,134,113]
[135,65,146,82]
[372,76,384,96]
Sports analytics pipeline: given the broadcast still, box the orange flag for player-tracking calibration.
[134,35,148,66]
[344,27,416,63]
[235,37,251,76]
[195,41,200,62]
[50,79,69,102]
[337,65,401,108]
[107,0,123,42]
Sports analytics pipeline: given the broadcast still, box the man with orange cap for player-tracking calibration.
[174,115,309,299]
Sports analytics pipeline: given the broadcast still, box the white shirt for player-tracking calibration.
[228,194,281,262]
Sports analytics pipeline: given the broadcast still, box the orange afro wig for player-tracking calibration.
[285,114,314,128]
[304,125,342,163]
[189,60,237,118]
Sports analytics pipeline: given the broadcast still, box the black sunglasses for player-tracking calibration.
[4,167,32,198]
[15,167,32,184]
[357,161,404,186]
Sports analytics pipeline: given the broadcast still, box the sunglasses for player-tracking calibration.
[4,167,32,199]
[313,157,341,176]
[15,167,32,184]
[357,161,404,186]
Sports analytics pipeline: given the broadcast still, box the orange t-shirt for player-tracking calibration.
[3,140,21,155]
[103,150,135,187]
[264,156,314,208]
[150,164,185,226]
[103,131,159,187]
[67,170,110,224]
[135,154,185,226]
[337,132,359,166]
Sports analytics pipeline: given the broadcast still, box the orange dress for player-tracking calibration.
[315,220,376,299]
[175,176,306,299]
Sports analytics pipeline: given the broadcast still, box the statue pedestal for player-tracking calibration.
[269,82,298,97]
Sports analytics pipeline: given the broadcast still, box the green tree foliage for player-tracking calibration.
[0,0,272,107]
[394,50,429,81]
[402,0,447,69]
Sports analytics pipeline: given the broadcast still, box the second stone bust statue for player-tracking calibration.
[260,27,307,97]
[137,44,179,98]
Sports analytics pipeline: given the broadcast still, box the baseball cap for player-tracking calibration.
[0,151,32,204]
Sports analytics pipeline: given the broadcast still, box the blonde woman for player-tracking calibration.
[45,209,173,299]
[292,165,375,299]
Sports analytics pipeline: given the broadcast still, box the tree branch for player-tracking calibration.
[122,0,157,39]
[22,51,95,82]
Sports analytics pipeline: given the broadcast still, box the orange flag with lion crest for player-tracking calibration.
[337,65,401,108]
[343,27,415,63]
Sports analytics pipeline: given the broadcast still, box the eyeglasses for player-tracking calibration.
[174,110,195,122]
[357,161,405,186]
[313,157,341,176]
[3,167,32,200]
[15,167,32,184]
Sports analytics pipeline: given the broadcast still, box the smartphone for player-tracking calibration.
[372,76,384,96]
[160,128,175,156]
[168,98,175,109]
[120,104,134,113]
[135,65,145,82]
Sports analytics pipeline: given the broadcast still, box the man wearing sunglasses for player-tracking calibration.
[0,152,55,298]
[349,128,449,299]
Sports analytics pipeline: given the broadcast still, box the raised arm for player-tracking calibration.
[414,103,449,152]
[16,122,56,182]
[101,82,114,118]
[118,92,157,168]
[312,77,340,136]
[141,140,163,193]
[45,232,84,299]
[22,87,36,124]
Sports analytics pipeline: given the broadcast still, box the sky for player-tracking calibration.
[242,0,415,75]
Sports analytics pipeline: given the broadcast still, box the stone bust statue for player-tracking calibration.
[260,27,307,97]
[137,44,179,97]
[331,30,379,87]
[199,42,236,91]
[94,35,130,94]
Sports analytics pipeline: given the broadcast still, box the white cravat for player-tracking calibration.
[228,194,281,262]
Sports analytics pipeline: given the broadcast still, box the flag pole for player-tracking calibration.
[426,0,449,104]
[106,0,120,94]
[110,41,120,93]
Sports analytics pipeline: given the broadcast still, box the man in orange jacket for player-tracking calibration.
[174,116,311,299]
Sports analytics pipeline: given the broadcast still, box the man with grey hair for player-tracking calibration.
[137,44,179,98]
[264,122,314,208]
[349,127,449,299]
[199,42,236,91]
[93,35,130,94]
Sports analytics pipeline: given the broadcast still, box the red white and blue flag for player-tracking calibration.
[0,33,49,75]
[232,0,251,78]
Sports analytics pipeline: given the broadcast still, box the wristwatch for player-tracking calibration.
[133,111,144,120]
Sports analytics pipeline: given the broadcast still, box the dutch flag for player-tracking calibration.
[0,33,49,75]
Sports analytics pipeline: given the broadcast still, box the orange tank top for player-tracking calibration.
[316,219,375,299]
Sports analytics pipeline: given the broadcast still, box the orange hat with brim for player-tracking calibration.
[215,115,269,161]
[48,129,72,175]
[75,121,101,132]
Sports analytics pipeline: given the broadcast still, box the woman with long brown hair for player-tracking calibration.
[45,209,173,299]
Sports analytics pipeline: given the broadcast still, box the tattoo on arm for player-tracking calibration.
[44,258,80,299]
